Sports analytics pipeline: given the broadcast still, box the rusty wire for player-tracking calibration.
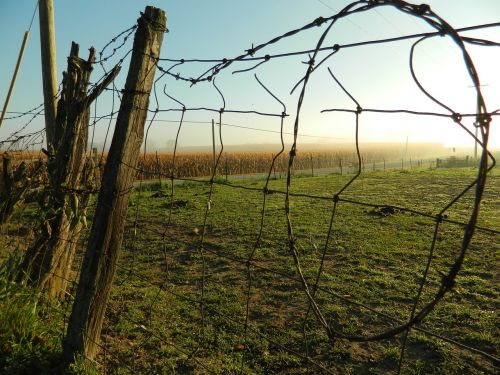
[1,0,499,373]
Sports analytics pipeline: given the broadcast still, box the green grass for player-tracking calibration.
[0,254,63,374]
[0,167,498,374]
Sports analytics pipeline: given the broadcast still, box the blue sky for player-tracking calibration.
[0,0,499,152]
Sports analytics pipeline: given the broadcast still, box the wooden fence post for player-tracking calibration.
[18,43,120,299]
[63,6,166,361]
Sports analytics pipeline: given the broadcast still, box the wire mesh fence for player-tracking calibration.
[0,1,499,374]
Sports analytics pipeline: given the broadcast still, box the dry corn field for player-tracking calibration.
[0,144,455,183]
[136,146,431,179]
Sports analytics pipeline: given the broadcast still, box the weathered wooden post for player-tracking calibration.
[63,6,166,361]
[18,43,120,298]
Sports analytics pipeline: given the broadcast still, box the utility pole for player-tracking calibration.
[39,0,58,148]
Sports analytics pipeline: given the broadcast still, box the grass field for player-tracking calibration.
[0,167,498,374]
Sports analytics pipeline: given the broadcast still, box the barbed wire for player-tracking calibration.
[1,0,499,373]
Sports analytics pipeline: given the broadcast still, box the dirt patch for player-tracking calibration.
[164,199,189,209]
[368,206,399,217]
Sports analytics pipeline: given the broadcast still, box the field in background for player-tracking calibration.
[0,143,493,182]
[1,167,498,374]
[138,143,487,180]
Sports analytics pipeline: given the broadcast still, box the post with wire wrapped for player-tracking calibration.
[63,6,167,363]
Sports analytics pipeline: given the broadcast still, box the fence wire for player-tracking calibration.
[1,0,499,374]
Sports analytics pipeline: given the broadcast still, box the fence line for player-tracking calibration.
[0,1,498,373]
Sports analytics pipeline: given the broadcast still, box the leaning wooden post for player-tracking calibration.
[18,42,120,299]
[39,0,58,147]
[63,6,166,361]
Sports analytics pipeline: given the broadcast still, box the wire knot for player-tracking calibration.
[441,273,455,289]
[246,44,256,56]
[314,17,326,27]
[451,113,462,123]
[476,113,492,127]
[415,4,430,15]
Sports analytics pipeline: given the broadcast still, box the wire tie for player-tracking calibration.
[247,44,255,56]
[478,113,492,126]
[314,17,325,27]
[451,113,462,123]
[441,273,455,289]
[415,4,430,15]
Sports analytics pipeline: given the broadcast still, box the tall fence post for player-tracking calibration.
[63,6,166,361]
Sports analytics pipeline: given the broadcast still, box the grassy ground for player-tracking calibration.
[0,167,498,374]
